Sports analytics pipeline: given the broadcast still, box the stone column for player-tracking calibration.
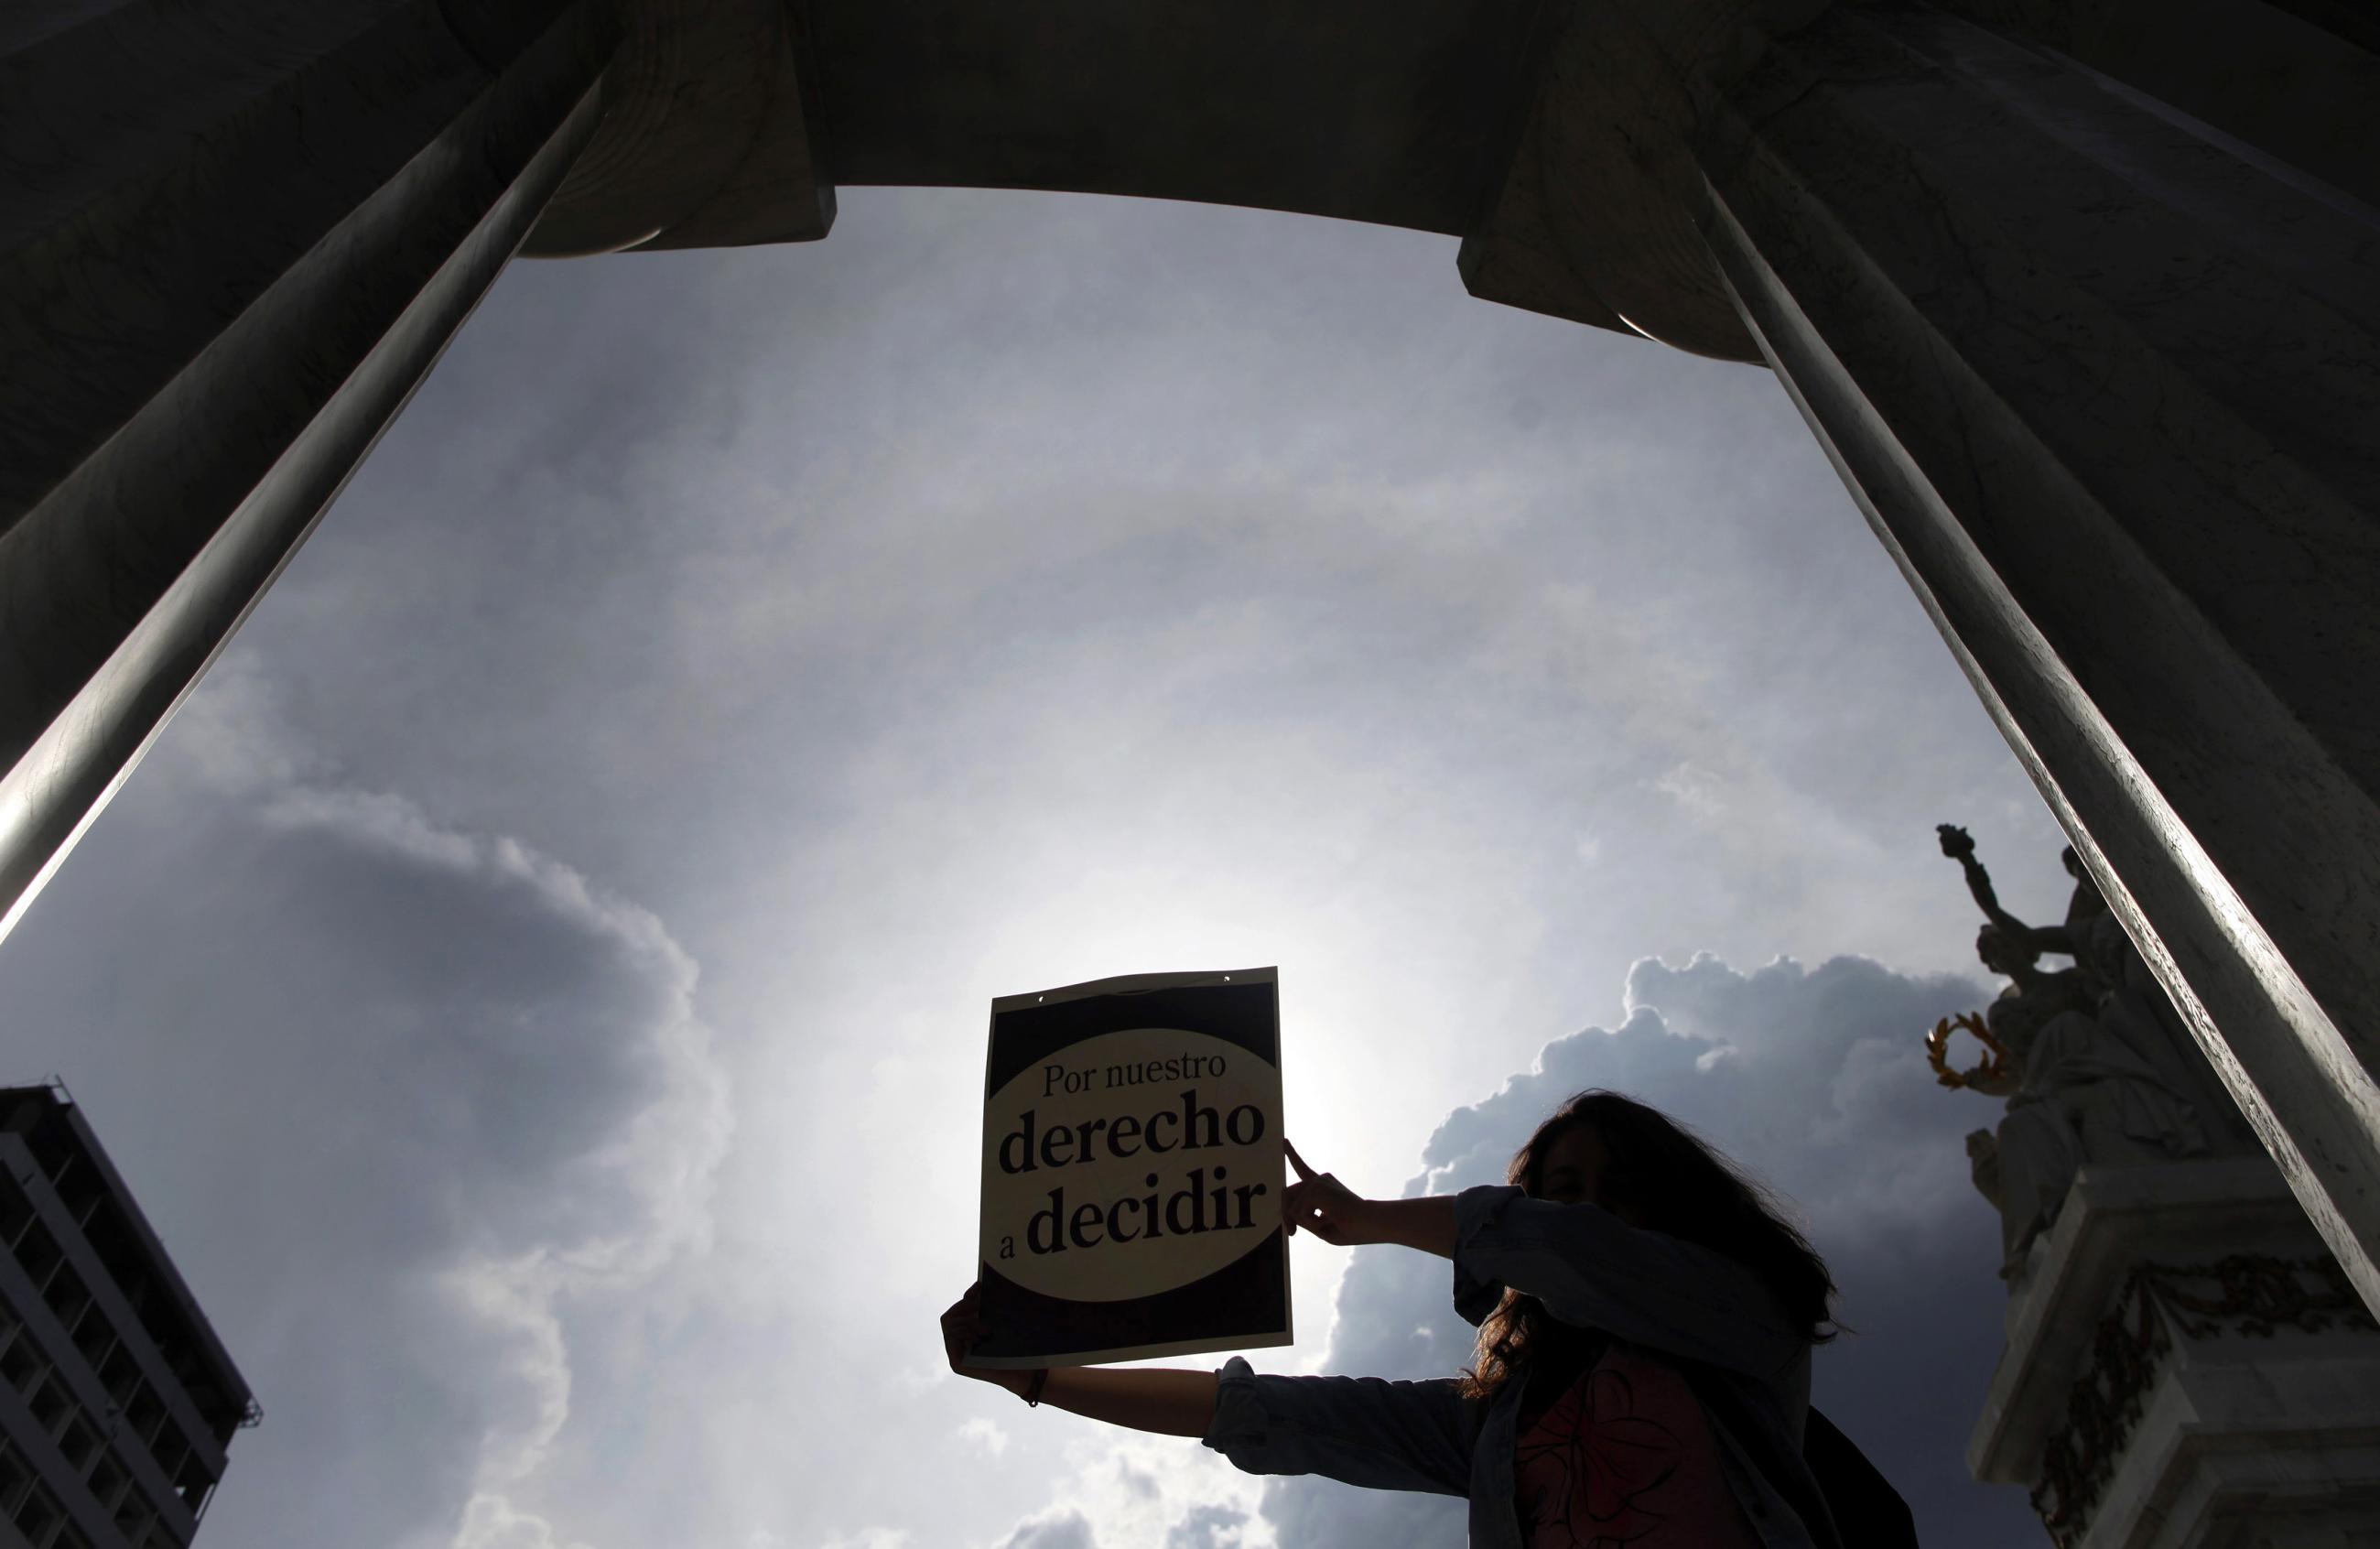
[1701,2,2380,1311]
[1468,0,2380,1306]
[0,0,622,937]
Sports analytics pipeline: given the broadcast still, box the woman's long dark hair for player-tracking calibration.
[1461,1090,1840,1401]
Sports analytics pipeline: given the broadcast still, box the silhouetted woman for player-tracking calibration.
[942,1089,1846,1547]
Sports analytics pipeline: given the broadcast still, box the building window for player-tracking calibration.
[112,1486,157,1549]
[16,1219,63,1290]
[126,1382,166,1449]
[97,1344,138,1405]
[28,1371,73,1435]
[43,1263,93,1335]
[27,1121,79,1191]
[0,1176,30,1250]
[0,1321,41,1393]
[58,1415,99,1475]
[152,1430,189,1487]
[70,1307,114,1370]
[52,1157,103,1231]
[172,1448,214,1514]
[12,1477,61,1546]
[0,1437,32,1514]
[84,1453,126,1511]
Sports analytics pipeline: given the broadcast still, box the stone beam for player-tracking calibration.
[525,0,1563,253]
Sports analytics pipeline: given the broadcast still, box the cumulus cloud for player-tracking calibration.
[816,1532,909,1549]
[1258,953,2041,1549]
[452,1494,597,1549]
[994,1509,1098,1549]
[0,658,732,1548]
[979,1433,1272,1549]
[1163,1502,1250,1548]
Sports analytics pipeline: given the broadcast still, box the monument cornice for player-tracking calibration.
[524,0,835,256]
[523,0,1580,257]
[1458,0,1838,360]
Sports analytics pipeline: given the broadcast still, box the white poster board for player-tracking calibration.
[973,967,1291,1368]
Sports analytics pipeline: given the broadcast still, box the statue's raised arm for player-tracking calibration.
[1937,823,2078,964]
[1937,823,2011,921]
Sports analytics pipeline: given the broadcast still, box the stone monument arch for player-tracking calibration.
[6,0,2380,1316]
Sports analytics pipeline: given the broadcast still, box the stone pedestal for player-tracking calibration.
[1972,1161,2380,1548]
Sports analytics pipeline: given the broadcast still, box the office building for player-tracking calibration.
[0,1088,253,1548]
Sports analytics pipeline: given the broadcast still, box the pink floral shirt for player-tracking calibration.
[1515,1345,1762,1549]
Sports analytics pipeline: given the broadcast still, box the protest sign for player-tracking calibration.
[972,967,1290,1368]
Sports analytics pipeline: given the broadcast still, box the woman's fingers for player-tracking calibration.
[1284,1139,1316,1182]
[942,1284,989,1369]
[1284,1144,1370,1246]
[1282,1176,1354,1244]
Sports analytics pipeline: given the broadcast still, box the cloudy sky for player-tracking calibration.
[1,187,2081,1547]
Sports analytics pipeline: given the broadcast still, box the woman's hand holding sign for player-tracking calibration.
[1281,1141,1457,1259]
[939,1141,1444,1440]
[942,1282,1219,1435]
[941,1284,1033,1396]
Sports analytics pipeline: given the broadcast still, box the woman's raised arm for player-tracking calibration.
[1032,1367,1219,1436]
[937,1284,1474,1497]
[1282,1141,1455,1256]
[1275,1143,1801,1377]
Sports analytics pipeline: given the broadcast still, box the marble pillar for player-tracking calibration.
[1686,2,2380,1313]
[1465,0,2380,1311]
[0,0,621,936]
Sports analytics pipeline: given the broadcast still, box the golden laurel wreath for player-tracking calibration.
[1925,1011,2010,1090]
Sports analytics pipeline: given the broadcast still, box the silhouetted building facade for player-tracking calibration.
[0,1088,252,1548]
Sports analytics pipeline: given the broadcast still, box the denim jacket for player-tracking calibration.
[1201,1185,1835,1549]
